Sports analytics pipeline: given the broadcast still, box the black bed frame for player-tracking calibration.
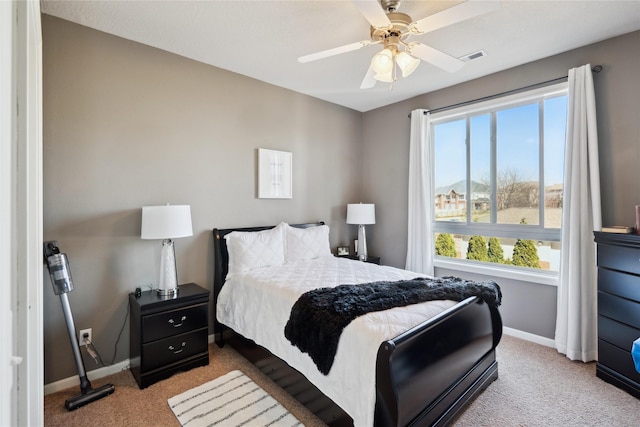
[212,223,502,427]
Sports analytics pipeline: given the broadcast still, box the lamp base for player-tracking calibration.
[158,239,179,298]
[157,287,178,297]
[357,224,368,261]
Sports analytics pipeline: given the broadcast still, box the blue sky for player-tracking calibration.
[434,95,567,189]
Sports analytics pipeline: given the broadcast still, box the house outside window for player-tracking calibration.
[431,82,568,275]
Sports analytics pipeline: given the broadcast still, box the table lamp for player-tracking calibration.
[141,204,193,296]
[346,203,375,261]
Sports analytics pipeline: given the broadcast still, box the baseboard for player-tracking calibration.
[43,359,130,396]
[44,333,217,396]
[503,326,555,348]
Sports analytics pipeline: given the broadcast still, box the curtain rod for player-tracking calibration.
[411,64,603,117]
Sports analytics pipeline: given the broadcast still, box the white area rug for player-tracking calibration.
[168,370,303,427]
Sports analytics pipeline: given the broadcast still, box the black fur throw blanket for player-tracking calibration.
[284,276,501,375]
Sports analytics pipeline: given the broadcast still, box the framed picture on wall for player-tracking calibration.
[258,148,292,199]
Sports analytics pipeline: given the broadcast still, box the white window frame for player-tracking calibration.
[430,82,568,284]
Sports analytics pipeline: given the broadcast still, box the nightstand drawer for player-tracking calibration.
[143,328,209,372]
[142,303,208,343]
[598,243,640,276]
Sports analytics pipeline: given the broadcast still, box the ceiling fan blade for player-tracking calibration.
[409,43,465,73]
[298,40,373,63]
[351,0,391,28]
[360,66,377,89]
[413,0,501,34]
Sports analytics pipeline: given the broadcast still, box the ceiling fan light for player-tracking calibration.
[374,70,394,83]
[371,49,394,75]
[396,51,420,77]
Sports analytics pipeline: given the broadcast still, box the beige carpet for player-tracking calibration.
[44,343,325,427]
[44,335,640,426]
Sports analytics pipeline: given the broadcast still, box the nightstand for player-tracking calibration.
[129,283,210,389]
[340,255,380,265]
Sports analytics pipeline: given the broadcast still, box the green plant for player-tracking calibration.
[466,236,488,261]
[435,233,457,257]
[512,238,541,268]
[487,237,505,263]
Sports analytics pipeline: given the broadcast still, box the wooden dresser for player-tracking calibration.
[594,231,640,398]
[129,283,210,388]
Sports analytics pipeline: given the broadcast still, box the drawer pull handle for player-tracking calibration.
[168,342,186,354]
[168,316,187,327]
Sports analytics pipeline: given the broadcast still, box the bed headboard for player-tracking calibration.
[212,222,325,331]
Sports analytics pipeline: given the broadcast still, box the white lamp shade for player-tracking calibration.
[374,70,394,82]
[346,203,376,225]
[396,51,420,77]
[371,49,393,75]
[141,205,193,239]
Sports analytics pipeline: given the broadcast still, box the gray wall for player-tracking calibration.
[42,15,363,384]
[363,31,640,339]
[43,13,639,384]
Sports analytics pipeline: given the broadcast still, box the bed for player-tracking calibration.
[213,222,502,427]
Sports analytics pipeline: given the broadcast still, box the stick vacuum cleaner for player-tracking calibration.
[44,241,115,410]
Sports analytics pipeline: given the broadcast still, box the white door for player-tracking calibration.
[1,1,44,426]
[0,1,15,424]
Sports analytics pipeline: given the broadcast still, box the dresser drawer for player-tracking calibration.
[142,303,208,343]
[598,339,640,384]
[599,315,640,351]
[598,243,640,275]
[598,292,640,329]
[598,268,640,303]
[142,328,209,372]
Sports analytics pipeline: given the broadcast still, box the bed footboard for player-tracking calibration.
[375,296,502,426]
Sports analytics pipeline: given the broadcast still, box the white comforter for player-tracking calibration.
[216,256,457,427]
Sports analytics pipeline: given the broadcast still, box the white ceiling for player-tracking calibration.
[41,0,640,112]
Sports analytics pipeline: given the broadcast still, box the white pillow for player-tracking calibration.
[225,223,285,277]
[285,223,331,263]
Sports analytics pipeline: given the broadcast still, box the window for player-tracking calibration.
[431,83,567,273]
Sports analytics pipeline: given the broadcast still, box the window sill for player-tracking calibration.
[434,257,559,287]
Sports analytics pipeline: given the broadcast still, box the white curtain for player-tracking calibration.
[405,109,434,275]
[555,64,602,362]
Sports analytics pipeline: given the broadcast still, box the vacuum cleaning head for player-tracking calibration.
[65,383,115,411]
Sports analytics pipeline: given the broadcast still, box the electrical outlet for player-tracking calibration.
[78,328,92,346]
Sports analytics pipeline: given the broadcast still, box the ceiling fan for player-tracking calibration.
[298,0,501,89]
